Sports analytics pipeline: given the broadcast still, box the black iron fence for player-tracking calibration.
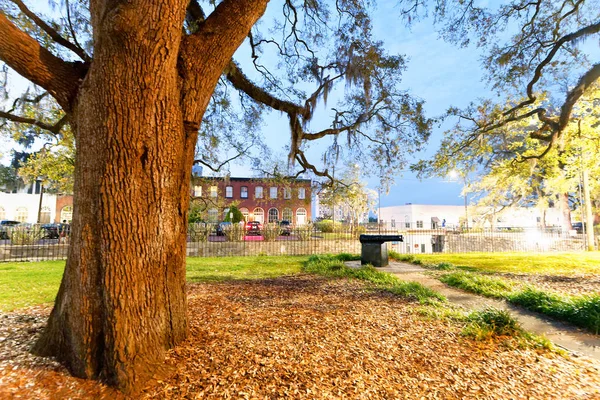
[0,223,590,262]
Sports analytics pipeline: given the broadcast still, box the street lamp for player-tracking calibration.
[449,170,468,230]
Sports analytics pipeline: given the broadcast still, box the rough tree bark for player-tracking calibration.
[1,0,269,394]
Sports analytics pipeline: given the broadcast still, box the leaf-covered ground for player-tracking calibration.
[1,274,599,399]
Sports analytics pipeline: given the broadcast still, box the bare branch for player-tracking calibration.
[9,0,90,62]
[504,20,600,117]
[193,142,254,173]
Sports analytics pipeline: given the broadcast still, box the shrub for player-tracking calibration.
[352,225,366,239]
[262,223,280,242]
[223,223,245,242]
[295,223,313,241]
[315,219,344,233]
[436,262,454,270]
[10,226,43,245]
[224,205,244,223]
[463,308,521,340]
[188,223,209,242]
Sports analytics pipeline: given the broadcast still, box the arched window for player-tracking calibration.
[253,207,264,224]
[239,207,249,221]
[0,206,5,220]
[282,208,293,222]
[60,206,73,223]
[296,208,307,225]
[268,208,279,223]
[40,206,52,224]
[207,208,219,223]
[16,207,28,222]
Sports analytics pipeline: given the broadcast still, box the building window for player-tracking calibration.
[296,208,307,225]
[391,219,396,228]
[240,207,249,221]
[225,186,233,198]
[15,207,28,222]
[405,215,410,228]
[268,208,279,223]
[193,185,202,197]
[298,187,306,199]
[270,187,277,199]
[210,186,218,198]
[60,206,73,223]
[207,208,218,223]
[283,187,291,199]
[241,186,248,198]
[253,207,264,223]
[282,208,293,222]
[40,206,51,224]
[255,186,263,199]
[416,220,423,229]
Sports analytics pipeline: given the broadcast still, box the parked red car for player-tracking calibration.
[245,221,262,235]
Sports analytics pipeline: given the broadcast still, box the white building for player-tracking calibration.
[378,203,565,230]
[0,192,61,224]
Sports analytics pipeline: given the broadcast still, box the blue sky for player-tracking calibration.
[1,1,490,208]
[225,1,490,207]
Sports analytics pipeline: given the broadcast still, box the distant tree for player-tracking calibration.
[318,164,377,225]
[0,164,21,192]
[224,204,244,223]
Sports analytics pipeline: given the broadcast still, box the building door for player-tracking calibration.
[296,208,307,225]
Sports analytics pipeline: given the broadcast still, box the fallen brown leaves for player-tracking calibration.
[1,274,599,399]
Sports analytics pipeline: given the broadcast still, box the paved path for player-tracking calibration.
[346,260,600,361]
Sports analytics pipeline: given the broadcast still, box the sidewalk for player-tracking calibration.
[346,260,600,361]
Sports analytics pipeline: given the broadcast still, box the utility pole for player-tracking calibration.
[36,182,44,224]
[463,175,468,231]
[582,170,595,250]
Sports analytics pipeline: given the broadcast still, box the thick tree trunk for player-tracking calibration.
[33,2,194,394]
[558,192,572,231]
[28,0,269,394]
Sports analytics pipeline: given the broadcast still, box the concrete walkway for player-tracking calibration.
[346,260,600,361]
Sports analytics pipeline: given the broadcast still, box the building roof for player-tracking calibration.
[194,176,312,183]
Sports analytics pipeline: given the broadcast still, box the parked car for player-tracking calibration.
[215,221,232,236]
[572,222,586,233]
[0,220,20,240]
[245,221,262,235]
[41,223,61,239]
[279,220,292,236]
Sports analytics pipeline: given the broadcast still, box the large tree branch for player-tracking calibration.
[9,0,90,62]
[179,0,269,126]
[0,110,68,134]
[504,20,600,116]
[558,63,600,132]
[224,61,305,116]
[0,12,83,111]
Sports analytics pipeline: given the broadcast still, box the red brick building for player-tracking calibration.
[191,177,312,225]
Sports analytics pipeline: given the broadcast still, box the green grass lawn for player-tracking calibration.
[186,255,306,282]
[0,256,308,311]
[395,252,600,334]
[400,252,600,275]
[0,260,65,311]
